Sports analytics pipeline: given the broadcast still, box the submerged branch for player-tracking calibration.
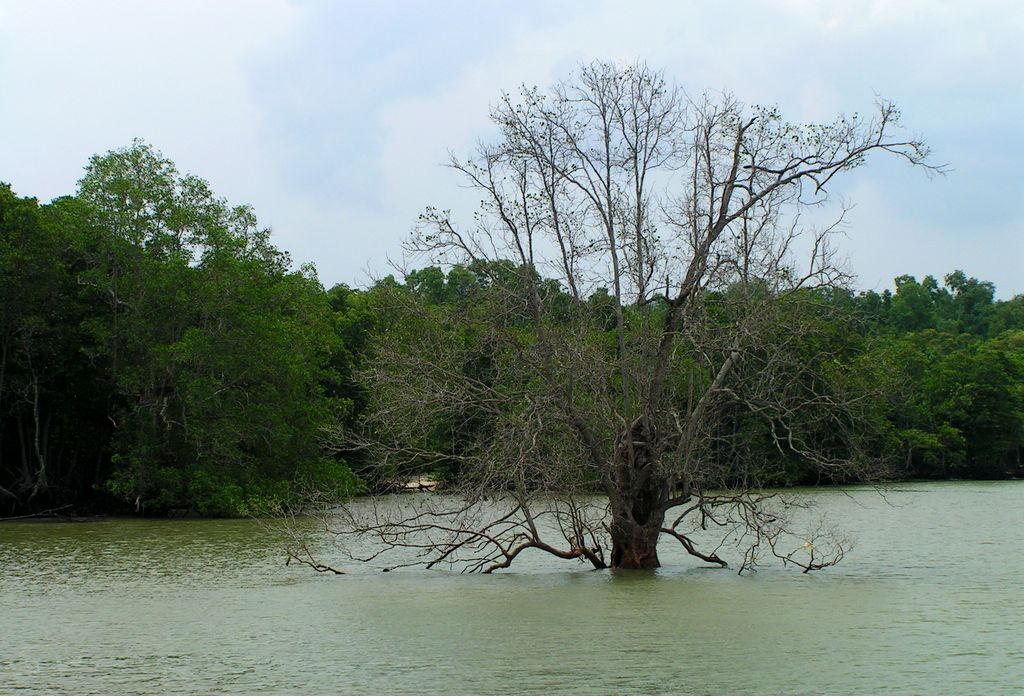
[659,526,728,567]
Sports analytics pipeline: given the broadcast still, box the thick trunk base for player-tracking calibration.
[609,518,661,569]
[607,430,667,569]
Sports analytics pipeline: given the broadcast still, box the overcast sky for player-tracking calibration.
[1,0,1021,296]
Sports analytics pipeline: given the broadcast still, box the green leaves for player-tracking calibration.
[860,327,1024,479]
[1,143,360,516]
[79,143,353,514]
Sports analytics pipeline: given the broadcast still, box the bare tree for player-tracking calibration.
[322,61,934,573]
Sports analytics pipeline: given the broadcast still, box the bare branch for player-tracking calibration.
[308,60,931,574]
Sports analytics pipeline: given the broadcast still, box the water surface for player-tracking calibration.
[2,482,1021,694]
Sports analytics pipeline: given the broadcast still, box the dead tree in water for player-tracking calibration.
[323,61,934,573]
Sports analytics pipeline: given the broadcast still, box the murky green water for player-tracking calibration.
[2,482,1022,694]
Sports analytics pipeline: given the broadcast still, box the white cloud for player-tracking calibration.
[1,0,1020,295]
[0,0,298,201]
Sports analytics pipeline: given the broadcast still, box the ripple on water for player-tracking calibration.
[1,481,1023,695]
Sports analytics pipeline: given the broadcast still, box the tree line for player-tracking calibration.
[1,142,358,516]
[2,141,1022,518]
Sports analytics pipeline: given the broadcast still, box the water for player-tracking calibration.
[1,481,1022,695]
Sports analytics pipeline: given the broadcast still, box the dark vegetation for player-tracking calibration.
[2,141,1022,518]
[369,265,1024,488]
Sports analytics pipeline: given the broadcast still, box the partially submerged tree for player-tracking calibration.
[318,61,934,573]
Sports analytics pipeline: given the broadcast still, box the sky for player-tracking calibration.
[1,0,1021,296]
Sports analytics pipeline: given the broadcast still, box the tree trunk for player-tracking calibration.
[609,513,663,569]
[29,372,48,500]
[608,431,667,569]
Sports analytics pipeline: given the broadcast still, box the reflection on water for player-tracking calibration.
[1,482,1022,694]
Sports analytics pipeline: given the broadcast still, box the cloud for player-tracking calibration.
[1,1,297,185]
[1,0,1020,295]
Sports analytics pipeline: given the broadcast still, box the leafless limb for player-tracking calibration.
[308,60,932,573]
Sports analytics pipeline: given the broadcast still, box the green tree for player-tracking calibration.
[0,186,111,511]
[862,327,1024,479]
[943,270,995,336]
[990,295,1024,335]
[77,141,357,514]
[890,275,939,333]
[0,184,63,505]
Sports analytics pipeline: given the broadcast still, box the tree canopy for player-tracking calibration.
[1,142,358,516]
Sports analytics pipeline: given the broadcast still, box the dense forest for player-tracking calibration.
[2,142,1022,517]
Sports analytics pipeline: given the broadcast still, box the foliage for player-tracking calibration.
[0,143,359,516]
[2,130,1021,523]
